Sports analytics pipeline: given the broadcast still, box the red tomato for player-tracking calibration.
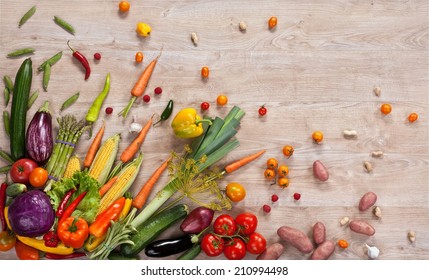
[10,158,38,184]
[235,212,258,235]
[213,214,237,236]
[223,237,246,260]
[14,240,39,260]
[0,231,16,252]
[201,233,224,257]
[246,232,267,254]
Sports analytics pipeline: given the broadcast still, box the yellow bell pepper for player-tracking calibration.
[136,22,151,37]
[171,108,212,138]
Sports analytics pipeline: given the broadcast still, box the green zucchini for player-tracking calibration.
[120,204,189,257]
[177,243,201,260]
[10,58,32,160]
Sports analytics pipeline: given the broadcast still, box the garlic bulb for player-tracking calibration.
[365,244,380,259]
[129,115,142,133]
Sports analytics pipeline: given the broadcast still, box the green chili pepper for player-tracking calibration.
[153,99,174,126]
[3,110,10,137]
[0,149,14,164]
[43,63,51,92]
[4,88,10,107]
[0,165,12,174]
[86,73,111,124]
[60,92,80,112]
[3,75,14,92]
[27,90,39,110]
[38,51,62,71]
[7,48,35,57]
[53,16,75,35]
[19,5,36,28]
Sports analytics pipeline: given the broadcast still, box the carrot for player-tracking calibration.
[132,156,171,209]
[119,49,162,119]
[83,121,106,169]
[99,176,118,197]
[224,150,266,174]
[119,117,153,163]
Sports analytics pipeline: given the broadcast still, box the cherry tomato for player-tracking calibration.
[200,101,210,111]
[258,105,267,116]
[235,212,258,235]
[135,51,144,63]
[216,94,228,106]
[408,112,418,123]
[14,240,39,260]
[277,177,289,188]
[223,237,246,260]
[10,158,38,184]
[118,1,130,12]
[266,158,278,169]
[0,231,16,252]
[268,16,278,29]
[246,232,267,255]
[213,214,237,236]
[380,103,392,115]
[282,145,294,158]
[277,165,289,177]
[312,131,324,143]
[201,233,224,257]
[225,182,246,202]
[201,66,209,78]
[29,167,49,188]
[264,168,276,179]
[338,239,349,249]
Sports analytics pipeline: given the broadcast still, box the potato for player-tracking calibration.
[359,191,377,211]
[277,226,314,254]
[313,160,329,181]
[312,222,326,245]
[256,242,285,260]
[310,240,335,260]
[349,219,375,236]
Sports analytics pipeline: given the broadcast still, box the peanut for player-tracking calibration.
[373,86,381,97]
[340,216,350,226]
[408,231,416,243]
[239,21,247,32]
[371,150,384,158]
[343,129,357,138]
[364,161,373,172]
[373,206,382,218]
[191,32,199,46]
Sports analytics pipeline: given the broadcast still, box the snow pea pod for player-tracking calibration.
[7,48,35,57]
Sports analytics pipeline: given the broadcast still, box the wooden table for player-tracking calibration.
[0,0,428,260]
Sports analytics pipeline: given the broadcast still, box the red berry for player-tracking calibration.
[154,87,163,95]
[293,193,301,201]
[200,102,210,111]
[262,204,271,213]
[143,95,151,103]
[258,105,267,116]
[94,53,101,60]
[105,107,113,115]
[271,194,279,202]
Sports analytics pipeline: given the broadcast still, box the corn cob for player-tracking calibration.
[97,153,143,214]
[63,155,81,179]
[88,134,120,186]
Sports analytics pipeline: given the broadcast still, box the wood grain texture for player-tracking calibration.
[0,0,427,260]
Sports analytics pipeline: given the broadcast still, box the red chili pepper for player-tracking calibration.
[67,40,91,80]
[0,183,7,231]
[58,191,87,226]
[45,252,86,260]
[56,188,77,218]
[43,231,59,247]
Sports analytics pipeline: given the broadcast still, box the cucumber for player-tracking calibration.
[120,204,188,257]
[10,58,33,160]
[6,183,27,197]
[177,243,201,260]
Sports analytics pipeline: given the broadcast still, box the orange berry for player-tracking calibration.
[380,103,392,115]
[216,94,228,106]
[268,16,277,29]
[312,131,324,143]
[201,66,209,78]
[408,112,418,123]
[135,51,143,63]
[118,1,130,12]
[338,239,349,249]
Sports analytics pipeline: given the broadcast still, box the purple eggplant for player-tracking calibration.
[25,101,53,164]
[180,206,215,234]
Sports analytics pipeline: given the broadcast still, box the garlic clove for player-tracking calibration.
[365,244,380,259]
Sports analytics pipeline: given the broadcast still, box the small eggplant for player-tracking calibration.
[145,235,196,258]
[180,206,214,234]
[25,101,53,164]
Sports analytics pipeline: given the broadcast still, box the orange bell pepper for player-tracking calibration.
[57,217,89,249]
[89,196,125,238]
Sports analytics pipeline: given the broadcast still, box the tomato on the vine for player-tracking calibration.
[10,158,38,184]
[282,145,294,158]
[213,214,237,236]
[258,105,267,116]
[223,237,246,260]
[225,182,246,202]
[201,233,224,257]
[266,158,278,169]
[29,167,49,188]
[246,232,267,255]
[0,231,16,252]
[235,212,258,235]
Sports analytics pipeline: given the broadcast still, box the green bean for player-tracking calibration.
[38,51,63,71]
[60,92,80,112]
[0,149,14,164]
[3,75,14,92]
[27,90,39,110]
[3,110,10,137]
[7,48,35,57]
[0,165,12,174]
[4,88,10,107]
[18,5,36,28]
[53,16,75,35]
[43,63,51,92]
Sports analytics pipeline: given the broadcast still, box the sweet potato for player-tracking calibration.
[313,160,329,181]
[310,240,335,260]
[359,191,377,211]
[256,242,285,260]
[312,222,326,245]
[349,219,375,236]
[277,226,314,254]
